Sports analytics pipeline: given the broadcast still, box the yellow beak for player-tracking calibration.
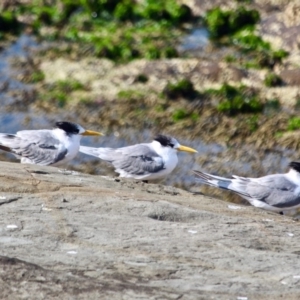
[82,130,104,136]
[177,145,198,153]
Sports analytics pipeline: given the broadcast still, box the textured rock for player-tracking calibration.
[0,161,300,299]
[260,1,300,51]
[280,69,300,86]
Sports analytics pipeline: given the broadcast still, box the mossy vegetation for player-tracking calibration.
[245,115,259,132]
[205,6,288,69]
[264,99,281,114]
[287,117,300,131]
[274,131,284,138]
[235,0,252,3]
[29,70,45,83]
[224,54,237,63]
[163,79,199,100]
[55,79,85,92]
[10,0,197,62]
[205,84,263,115]
[264,73,283,87]
[135,74,149,83]
[172,109,188,121]
[233,30,288,68]
[172,109,199,122]
[204,6,259,39]
[117,89,145,101]
[0,11,21,34]
[40,79,87,107]
[295,99,300,111]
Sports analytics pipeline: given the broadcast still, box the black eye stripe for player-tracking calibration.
[55,122,80,134]
[290,161,300,173]
[154,135,174,147]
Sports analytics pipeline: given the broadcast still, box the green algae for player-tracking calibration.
[11,0,196,62]
[264,73,283,87]
[206,6,288,69]
[39,79,87,107]
[204,6,259,39]
[205,84,263,115]
[163,79,199,101]
[287,117,300,131]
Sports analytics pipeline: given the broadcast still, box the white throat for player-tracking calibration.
[286,168,300,185]
[52,128,82,165]
[150,140,178,176]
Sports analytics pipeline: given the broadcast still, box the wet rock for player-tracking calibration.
[0,161,300,299]
[280,69,300,86]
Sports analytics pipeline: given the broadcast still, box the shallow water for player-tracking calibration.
[0,35,298,194]
[179,28,209,52]
[0,34,38,105]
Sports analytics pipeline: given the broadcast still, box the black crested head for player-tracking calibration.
[289,161,300,173]
[154,134,174,148]
[55,121,80,135]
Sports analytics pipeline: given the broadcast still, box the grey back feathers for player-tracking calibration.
[113,145,165,175]
[231,174,299,208]
[78,134,198,180]
[194,164,300,212]
[80,144,165,176]
[0,131,68,165]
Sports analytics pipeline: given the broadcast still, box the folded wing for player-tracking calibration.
[0,130,67,165]
[194,170,300,209]
[80,144,165,176]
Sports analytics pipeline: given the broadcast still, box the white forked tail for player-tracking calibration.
[193,170,250,196]
[193,170,233,190]
[79,146,112,161]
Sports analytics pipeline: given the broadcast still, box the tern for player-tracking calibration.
[0,121,103,166]
[80,134,197,181]
[193,162,300,212]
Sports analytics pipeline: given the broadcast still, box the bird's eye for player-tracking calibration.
[169,143,174,148]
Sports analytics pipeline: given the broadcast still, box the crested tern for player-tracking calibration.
[0,121,103,166]
[194,162,300,212]
[80,134,197,181]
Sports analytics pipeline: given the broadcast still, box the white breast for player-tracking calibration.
[51,129,81,166]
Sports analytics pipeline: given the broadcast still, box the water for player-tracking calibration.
[179,28,209,52]
[0,34,39,105]
[0,34,298,194]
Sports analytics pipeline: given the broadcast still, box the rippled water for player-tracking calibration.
[0,34,297,195]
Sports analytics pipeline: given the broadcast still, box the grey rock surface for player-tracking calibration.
[0,161,300,299]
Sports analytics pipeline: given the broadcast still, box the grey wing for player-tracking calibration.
[19,143,68,165]
[16,130,60,147]
[1,130,67,165]
[113,145,165,175]
[243,175,300,208]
